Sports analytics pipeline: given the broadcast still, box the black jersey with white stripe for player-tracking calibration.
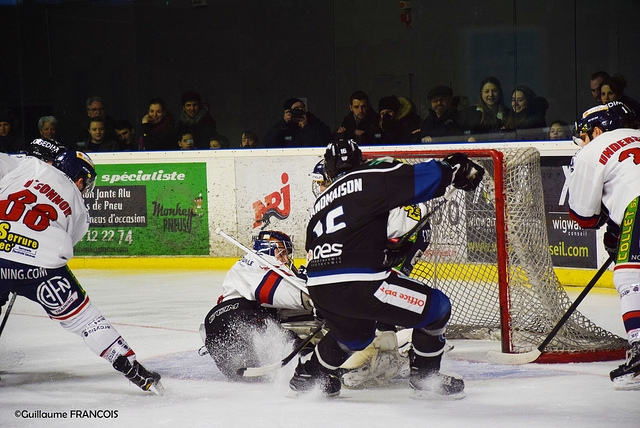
[305,157,446,286]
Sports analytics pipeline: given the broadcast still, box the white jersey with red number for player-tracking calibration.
[569,128,640,227]
[220,253,306,310]
[0,154,90,268]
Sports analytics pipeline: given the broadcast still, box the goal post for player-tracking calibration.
[364,147,627,363]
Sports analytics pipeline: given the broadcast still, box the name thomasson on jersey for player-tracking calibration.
[312,177,362,215]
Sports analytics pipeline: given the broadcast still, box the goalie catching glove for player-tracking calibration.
[441,153,485,191]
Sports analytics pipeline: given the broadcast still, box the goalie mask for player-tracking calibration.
[253,230,294,267]
[310,160,330,198]
[573,101,636,145]
[324,138,363,180]
[52,150,97,197]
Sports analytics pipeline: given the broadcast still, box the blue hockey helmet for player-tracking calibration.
[253,230,294,265]
[52,150,96,197]
[27,138,67,163]
[324,138,362,180]
[574,101,636,144]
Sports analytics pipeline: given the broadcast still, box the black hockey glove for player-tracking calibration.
[442,153,485,191]
[603,221,620,258]
[383,236,413,268]
[294,265,308,282]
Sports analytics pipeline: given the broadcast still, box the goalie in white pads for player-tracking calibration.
[0,150,162,393]
[568,101,640,390]
[202,230,317,381]
[290,139,484,399]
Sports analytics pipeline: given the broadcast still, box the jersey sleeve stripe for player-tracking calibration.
[255,271,282,305]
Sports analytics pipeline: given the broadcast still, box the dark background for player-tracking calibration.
[2,0,640,147]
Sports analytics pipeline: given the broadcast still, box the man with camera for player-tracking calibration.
[263,98,332,148]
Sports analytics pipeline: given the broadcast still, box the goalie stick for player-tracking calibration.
[216,228,309,296]
[487,255,614,365]
[237,320,326,377]
[0,292,17,340]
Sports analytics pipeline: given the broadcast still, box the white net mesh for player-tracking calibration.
[376,147,627,362]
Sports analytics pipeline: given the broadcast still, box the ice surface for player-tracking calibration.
[1,269,638,428]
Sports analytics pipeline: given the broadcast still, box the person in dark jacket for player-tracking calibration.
[263,98,332,148]
[337,90,381,145]
[175,90,217,149]
[420,85,463,142]
[377,95,421,145]
[138,98,176,151]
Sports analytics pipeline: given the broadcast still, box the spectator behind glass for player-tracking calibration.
[600,76,640,122]
[79,96,117,144]
[209,134,230,149]
[377,95,421,144]
[114,119,137,151]
[336,90,381,145]
[38,115,58,141]
[176,90,217,149]
[241,130,259,148]
[420,85,463,142]
[503,85,548,139]
[82,118,120,152]
[548,120,571,140]
[263,98,332,148]
[459,76,509,140]
[590,70,610,103]
[139,98,176,151]
[177,131,195,150]
[0,108,22,153]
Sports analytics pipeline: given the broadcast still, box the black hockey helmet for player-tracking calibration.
[324,138,362,180]
[27,138,66,163]
[52,150,97,197]
[574,101,636,144]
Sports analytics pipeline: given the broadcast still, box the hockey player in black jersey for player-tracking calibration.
[289,139,484,399]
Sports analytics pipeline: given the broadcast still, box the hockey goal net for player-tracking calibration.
[365,147,627,363]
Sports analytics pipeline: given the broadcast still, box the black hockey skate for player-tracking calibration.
[288,350,341,397]
[113,355,164,395]
[408,353,464,400]
[610,342,640,390]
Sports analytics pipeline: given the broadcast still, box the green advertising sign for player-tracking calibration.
[75,162,209,256]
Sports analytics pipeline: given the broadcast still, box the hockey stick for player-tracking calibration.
[216,228,309,295]
[0,292,17,339]
[237,320,326,377]
[487,255,614,365]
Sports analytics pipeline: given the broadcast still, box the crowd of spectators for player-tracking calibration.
[1,73,639,153]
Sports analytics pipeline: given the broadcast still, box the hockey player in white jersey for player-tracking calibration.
[568,101,640,390]
[202,230,316,381]
[0,150,162,393]
[290,139,484,399]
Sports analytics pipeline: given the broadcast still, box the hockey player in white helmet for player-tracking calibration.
[201,230,317,382]
[290,138,483,399]
[568,101,640,390]
[0,150,162,393]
